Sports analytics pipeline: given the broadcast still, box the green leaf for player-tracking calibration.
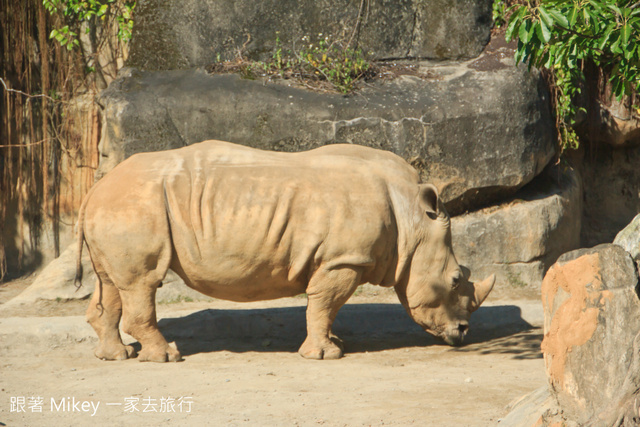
[625,45,634,60]
[611,37,623,55]
[607,4,623,17]
[599,23,616,50]
[568,5,578,27]
[515,40,524,64]
[538,6,554,28]
[621,24,631,46]
[547,9,569,28]
[586,0,603,12]
[505,6,526,42]
[519,20,534,44]
[519,19,529,42]
[538,18,551,42]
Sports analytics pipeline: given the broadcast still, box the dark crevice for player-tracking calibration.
[447,162,570,218]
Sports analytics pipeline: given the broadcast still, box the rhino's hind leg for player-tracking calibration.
[119,284,182,363]
[299,266,362,360]
[86,277,136,361]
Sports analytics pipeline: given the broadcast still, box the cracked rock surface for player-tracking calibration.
[451,163,582,297]
[128,0,493,70]
[98,39,554,215]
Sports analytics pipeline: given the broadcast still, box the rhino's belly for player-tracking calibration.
[170,258,307,302]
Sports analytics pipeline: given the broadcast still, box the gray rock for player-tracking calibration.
[0,244,95,311]
[127,0,492,71]
[98,49,554,214]
[155,271,214,304]
[541,244,640,424]
[578,95,640,149]
[451,163,582,295]
[499,386,562,427]
[614,213,640,265]
[579,142,640,247]
[1,245,211,310]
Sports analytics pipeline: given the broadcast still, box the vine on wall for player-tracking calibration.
[498,0,640,151]
[0,0,131,280]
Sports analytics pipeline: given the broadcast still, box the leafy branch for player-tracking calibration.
[505,0,640,150]
[43,0,135,50]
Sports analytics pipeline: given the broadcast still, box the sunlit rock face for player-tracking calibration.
[98,51,554,216]
[127,0,493,70]
[541,244,640,424]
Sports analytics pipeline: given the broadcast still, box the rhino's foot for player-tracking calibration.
[95,343,136,361]
[138,342,182,363]
[329,333,344,351]
[298,337,344,360]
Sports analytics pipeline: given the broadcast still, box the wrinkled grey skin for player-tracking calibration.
[77,141,494,361]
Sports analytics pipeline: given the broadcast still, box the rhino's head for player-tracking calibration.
[394,184,495,346]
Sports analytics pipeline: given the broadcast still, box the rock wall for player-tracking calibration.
[452,163,582,295]
[503,228,640,425]
[6,0,587,303]
[576,141,640,247]
[128,0,493,70]
[99,44,554,216]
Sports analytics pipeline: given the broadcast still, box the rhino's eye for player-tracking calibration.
[451,273,461,289]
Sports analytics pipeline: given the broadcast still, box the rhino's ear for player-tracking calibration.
[418,184,439,216]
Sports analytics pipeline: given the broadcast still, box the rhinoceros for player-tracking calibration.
[76,140,494,362]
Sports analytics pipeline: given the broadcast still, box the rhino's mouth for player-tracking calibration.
[421,326,464,346]
[443,334,465,346]
[441,322,469,346]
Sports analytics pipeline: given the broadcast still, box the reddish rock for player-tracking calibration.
[541,244,640,424]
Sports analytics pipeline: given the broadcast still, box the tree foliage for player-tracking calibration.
[504,0,640,150]
[43,0,135,49]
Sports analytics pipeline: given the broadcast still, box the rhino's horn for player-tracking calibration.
[470,274,495,312]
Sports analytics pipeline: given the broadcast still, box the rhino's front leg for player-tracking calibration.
[299,266,362,360]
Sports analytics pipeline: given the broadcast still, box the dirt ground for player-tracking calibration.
[0,277,545,426]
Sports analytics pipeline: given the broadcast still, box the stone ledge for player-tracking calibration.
[100,53,554,214]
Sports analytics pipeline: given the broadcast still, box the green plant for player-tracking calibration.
[43,0,135,49]
[493,0,508,28]
[506,270,527,288]
[225,32,372,94]
[298,34,371,93]
[506,0,640,150]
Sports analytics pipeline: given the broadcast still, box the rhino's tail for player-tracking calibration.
[74,194,89,290]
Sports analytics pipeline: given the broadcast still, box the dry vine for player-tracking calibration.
[0,0,124,280]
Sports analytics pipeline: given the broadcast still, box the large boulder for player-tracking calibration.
[451,163,582,295]
[578,141,640,247]
[0,245,211,314]
[99,43,554,214]
[0,244,96,308]
[128,0,493,70]
[498,386,562,427]
[614,213,640,266]
[540,244,640,424]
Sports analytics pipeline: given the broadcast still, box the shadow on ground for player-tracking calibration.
[157,303,542,360]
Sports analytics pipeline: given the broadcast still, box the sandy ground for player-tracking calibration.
[0,278,545,426]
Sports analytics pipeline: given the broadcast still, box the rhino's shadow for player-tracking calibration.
[157,303,540,359]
